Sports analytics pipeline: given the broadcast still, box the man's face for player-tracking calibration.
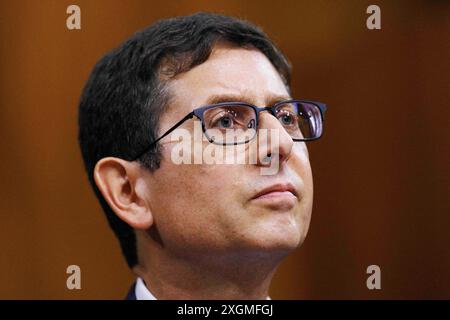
[143,44,313,261]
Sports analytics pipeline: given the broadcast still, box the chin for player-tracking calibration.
[266,231,304,251]
[230,206,311,255]
[245,223,306,255]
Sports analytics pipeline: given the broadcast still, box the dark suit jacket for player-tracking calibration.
[125,282,137,300]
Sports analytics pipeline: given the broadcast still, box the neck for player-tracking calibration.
[133,230,285,299]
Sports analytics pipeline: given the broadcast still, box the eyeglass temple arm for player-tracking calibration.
[132,112,194,160]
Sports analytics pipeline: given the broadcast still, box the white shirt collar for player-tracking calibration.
[135,277,157,300]
[135,277,271,300]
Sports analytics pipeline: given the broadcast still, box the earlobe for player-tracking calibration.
[93,157,154,230]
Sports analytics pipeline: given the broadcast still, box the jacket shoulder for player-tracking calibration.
[125,282,137,300]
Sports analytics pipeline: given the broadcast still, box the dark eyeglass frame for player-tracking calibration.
[132,99,327,160]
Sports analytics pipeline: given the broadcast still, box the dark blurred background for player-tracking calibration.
[0,0,448,299]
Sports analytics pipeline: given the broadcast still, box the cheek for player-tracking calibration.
[289,143,314,223]
[148,149,246,249]
[291,143,313,187]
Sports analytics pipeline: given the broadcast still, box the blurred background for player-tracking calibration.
[0,0,448,299]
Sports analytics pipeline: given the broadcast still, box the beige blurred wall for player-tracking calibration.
[0,0,448,299]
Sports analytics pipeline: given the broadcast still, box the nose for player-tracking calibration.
[255,111,294,167]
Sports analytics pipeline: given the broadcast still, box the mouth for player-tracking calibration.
[251,183,298,201]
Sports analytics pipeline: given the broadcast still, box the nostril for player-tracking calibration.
[262,153,273,165]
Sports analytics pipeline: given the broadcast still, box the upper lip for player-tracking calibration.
[251,183,298,200]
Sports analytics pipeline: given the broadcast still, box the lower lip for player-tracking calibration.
[251,191,297,209]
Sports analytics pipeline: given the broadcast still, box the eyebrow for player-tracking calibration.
[205,93,292,107]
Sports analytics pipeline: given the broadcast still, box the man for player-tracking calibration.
[78,12,326,300]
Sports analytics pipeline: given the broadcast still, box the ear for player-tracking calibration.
[93,157,153,230]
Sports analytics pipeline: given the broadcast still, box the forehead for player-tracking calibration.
[166,44,290,114]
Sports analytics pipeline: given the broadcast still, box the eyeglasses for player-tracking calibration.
[132,99,327,160]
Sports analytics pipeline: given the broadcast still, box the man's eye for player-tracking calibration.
[216,115,234,128]
[211,111,237,129]
[278,112,297,126]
